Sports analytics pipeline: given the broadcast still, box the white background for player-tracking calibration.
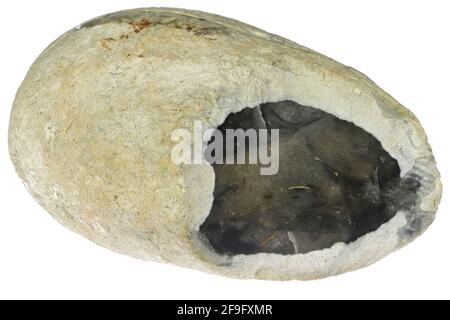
[0,0,449,300]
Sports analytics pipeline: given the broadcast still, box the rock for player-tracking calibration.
[8,8,441,280]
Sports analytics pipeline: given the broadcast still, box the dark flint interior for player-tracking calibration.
[199,101,420,255]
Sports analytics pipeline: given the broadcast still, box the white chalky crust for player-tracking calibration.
[9,8,441,280]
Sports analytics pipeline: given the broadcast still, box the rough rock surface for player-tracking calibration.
[9,8,441,280]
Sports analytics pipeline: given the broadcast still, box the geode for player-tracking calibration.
[8,8,441,280]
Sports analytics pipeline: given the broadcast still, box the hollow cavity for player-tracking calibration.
[199,100,420,255]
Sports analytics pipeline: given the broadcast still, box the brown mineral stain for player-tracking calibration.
[101,38,115,50]
[129,19,151,33]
